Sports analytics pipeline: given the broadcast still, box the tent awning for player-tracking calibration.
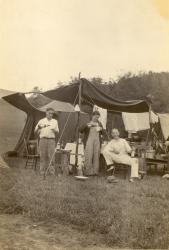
[2,93,76,114]
[2,93,40,114]
[43,78,149,113]
[3,78,149,114]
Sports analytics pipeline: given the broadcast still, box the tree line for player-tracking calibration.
[30,71,169,113]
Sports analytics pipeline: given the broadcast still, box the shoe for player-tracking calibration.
[129,178,134,183]
[107,175,118,183]
[107,165,114,172]
[138,174,142,180]
[139,170,146,175]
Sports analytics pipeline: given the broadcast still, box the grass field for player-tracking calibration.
[0,159,169,249]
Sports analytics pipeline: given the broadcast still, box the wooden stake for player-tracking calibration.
[75,73,82,168]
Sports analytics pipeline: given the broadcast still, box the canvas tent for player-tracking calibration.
[0,89,25,167]
[3,92,89,154]
[158,114,169,141]
[3,78,149,154]
[0,89,26,154]
[0,155,9,168]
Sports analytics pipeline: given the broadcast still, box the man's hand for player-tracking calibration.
[96,126,102,132]
[87,122,96,127]
[87,123,92,127]
[38,124,49,129]
[38,124,44,129]
[113,149,120,154]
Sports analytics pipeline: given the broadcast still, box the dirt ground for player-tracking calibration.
[0,214,112,250]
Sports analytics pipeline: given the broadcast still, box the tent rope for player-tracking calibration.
[44,89,79,179]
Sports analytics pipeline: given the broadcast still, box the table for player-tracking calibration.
[55,149,71,175]
[64,143,84,165]
[146,157,168,173]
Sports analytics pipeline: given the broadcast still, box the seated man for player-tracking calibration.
[102,128,139,182]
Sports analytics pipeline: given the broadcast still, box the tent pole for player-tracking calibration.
[146,103,152,146]
[75,72,82,168]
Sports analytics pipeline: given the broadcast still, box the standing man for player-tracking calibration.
[35,108,59,175]
[80,111,104,176]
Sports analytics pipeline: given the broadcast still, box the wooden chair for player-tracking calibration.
[113,163,131,179]
[24,139,39,171]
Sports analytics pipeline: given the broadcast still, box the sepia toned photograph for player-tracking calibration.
[0,0,169,249]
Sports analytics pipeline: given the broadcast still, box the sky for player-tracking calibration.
[0,0,169,92]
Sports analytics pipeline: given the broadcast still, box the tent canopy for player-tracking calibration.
[3,78,149,114]
[43,78,149,113]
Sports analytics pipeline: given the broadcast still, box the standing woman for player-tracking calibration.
[80,111,103,176]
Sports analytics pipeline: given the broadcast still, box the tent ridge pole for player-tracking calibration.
[75,72,82,169]
[78,72,82,108]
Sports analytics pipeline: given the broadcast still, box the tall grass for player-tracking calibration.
[0,168,169,249]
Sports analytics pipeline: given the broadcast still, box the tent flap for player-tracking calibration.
[122,112,159,132]
[158,114,169,140]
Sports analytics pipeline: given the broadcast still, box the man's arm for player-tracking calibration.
[124,139,132,154]
[34,119,45,134]
[50,120,59,133]
[102,141,113,153]
[79,124,89,133]
[34,121,40,134]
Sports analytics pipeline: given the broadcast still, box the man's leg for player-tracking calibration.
[102,150,114,166]
[39,138,48,175]
[130,158,139,178]
[84,138,94,175]
[93,140,100,175]
[47,139,56,175]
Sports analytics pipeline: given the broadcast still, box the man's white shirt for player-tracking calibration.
[35,118,59,139]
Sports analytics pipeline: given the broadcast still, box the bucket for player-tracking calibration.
[146,149,155,158]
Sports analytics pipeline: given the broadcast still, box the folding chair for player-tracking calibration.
[24,139,39,171]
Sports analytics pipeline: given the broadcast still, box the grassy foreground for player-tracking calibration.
[0,166,169,249]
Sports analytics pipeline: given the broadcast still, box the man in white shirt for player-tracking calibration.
[35,108,59,175]
[102,128,139,182]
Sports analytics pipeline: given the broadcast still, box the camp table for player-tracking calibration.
[146,157,168,173]
[55,149,71,175]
